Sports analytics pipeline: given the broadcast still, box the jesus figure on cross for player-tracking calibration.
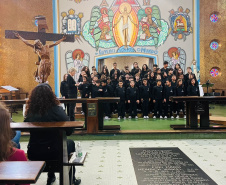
[14,32,66,83]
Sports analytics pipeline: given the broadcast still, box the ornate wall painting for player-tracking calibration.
[61,9,83,42]
[143,0,150,6]
[82,5,117,51]
[136,6,169,48]
[65,49,90,81]
[163,47,186,72]
[169,7,192,41]
[83,0,169,52]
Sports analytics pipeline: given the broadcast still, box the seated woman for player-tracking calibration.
[0,102,29,185]
[24,83,81,185]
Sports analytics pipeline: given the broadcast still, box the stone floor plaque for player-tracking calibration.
[130,147,217,185]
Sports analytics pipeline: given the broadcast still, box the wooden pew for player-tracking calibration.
[11,121,84,185]
[1,97,120,133]
[170,96,226,129]
[0,161,45,184]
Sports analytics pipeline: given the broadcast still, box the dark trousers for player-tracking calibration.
[64,96,69,116]
[129,100,137,117]
[48,139,76,181]
[118,101,125,117]
[177,102,185,115]
[68,94,77,121]
[149,99,154,113]
[104,103,111,117]
[142,99,149,116]
[164,101,173,117]
[154,99,163,116]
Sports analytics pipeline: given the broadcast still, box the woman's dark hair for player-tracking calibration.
[174,63,181,70]
[102,67,109,77]
[82,66,90,77]
[25,84,60,116]
[142,64,149,71]
[63,74,67,81]
[177,79,183,88]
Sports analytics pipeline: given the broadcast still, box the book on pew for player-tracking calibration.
[69,151,87,164]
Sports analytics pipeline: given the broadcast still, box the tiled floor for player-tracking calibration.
[20,139,226,185]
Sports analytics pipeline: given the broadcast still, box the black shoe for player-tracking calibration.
[73,179,81,185]
[46,175,56,185]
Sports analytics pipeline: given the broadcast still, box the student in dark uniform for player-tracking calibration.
[78,76,91,115]
[111,74,119,91]
[91,80,103,98]
[176,79,186,119]
[187,78,200,96]
[163,79,175,119]
[171,75,177,89]
[110,62,121,79]
[121,65,130,76]
[126,80,139,119]
[162,72,168,87]
[131,62,140,77]
[184,67,196,83]
[115,80,126,119]
[140,78,151,119]
[141,64,149,79]
[67,67,78,121]
[168,68,174,82]
[101,67,110,78]
[153,64,158,77]
[161,61,169,74]
[152,80,164,119]
[101,80,111,119]
[107,77,115,113]
[149,72,155,113]
[60,74,69,115]
[173,63,181,76]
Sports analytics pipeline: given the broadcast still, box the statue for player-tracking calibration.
[14,32,66,83]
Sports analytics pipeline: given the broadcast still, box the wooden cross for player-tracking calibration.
[5,16,75,44]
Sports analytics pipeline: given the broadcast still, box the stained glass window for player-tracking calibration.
[210,14,218,23]
[210,68,220,77]
[210,41,219,50]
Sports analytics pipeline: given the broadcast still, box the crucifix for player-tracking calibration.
[5,16,75,83]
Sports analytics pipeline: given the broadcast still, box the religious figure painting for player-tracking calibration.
[163,47,186,72]
[136,6,169,48]
[65,49,90,81]
[61,9,83,42]
[83,0,169,52]
[82,5,116,51]
[169,7,193,41]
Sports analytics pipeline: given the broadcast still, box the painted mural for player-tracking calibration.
[169,7,192,41]
[163,47,186,72]
[61,9,83,42]
[59,0,196,87]
[65,49,90,81]
[82,0,169,52]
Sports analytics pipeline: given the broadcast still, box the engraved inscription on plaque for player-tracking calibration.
[130,147,217,185]
[88,103,97,117]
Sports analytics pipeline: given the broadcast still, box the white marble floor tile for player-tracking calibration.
[20,139,226,185]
